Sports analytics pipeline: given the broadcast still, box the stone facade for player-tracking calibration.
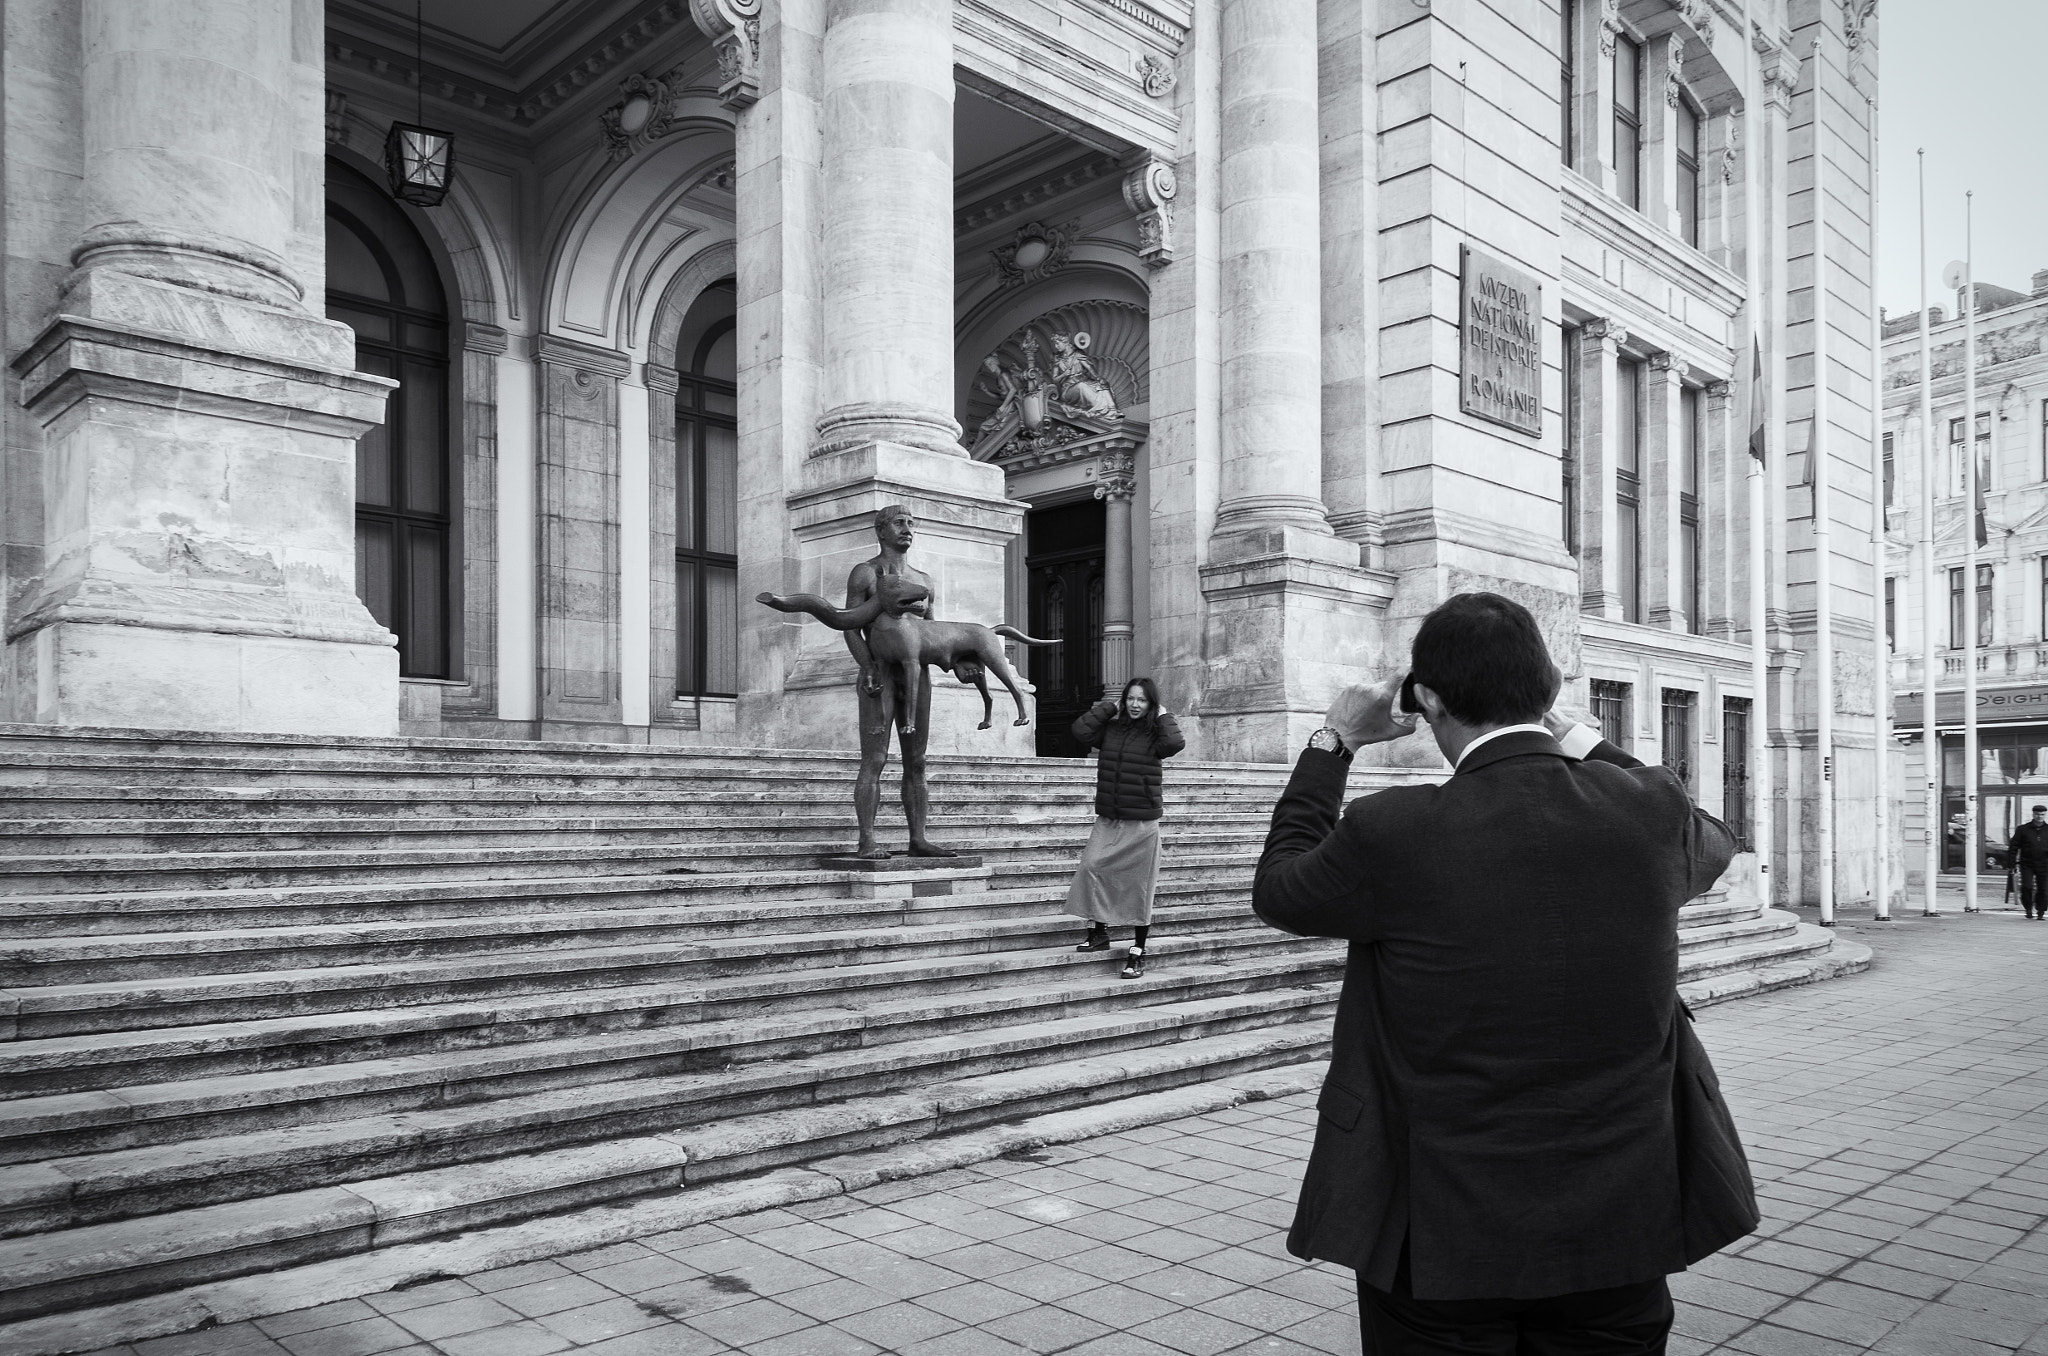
[0,0,1882,904]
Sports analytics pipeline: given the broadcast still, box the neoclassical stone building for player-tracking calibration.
[1,0,1883,903]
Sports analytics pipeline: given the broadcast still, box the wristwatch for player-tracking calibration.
[1307,726,1351,758]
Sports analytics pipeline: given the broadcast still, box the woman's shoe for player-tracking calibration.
[1076,925,1110,952]
[1121,946,1145,979]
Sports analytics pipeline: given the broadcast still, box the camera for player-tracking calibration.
[1398,672,1421,716]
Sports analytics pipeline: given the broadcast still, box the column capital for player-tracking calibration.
[1707,380,1734,404]
[689,0,761,111]
[1093,449,1139,500]
[1584,318,1630,350]
[1648,351,1683,376]
[1120,155,1177,270]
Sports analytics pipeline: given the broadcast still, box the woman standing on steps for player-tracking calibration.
[1065,677,1185,978]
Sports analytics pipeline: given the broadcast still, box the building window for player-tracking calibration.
[1563,325,1580,555]
[2040,399,2047,481]
[1722,697,1752,851]
[1675,98,1701,247]
[1613,34,1643,210]
[1616,358,1643,622]
[2040,555,2048,639]
[1680,385,1701,634]
[1951,564,1994,648]
[1560,0,1577,168]
[676,321,739,698]
[326,159,453,680]
[1882,430,1895,511]
[1885,576,1897,652]
[1661,689,1696,789]
[1948,413,1991,498]
[1591,679,1631,749]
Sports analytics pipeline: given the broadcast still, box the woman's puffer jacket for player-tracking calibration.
[1072,699,1187,820]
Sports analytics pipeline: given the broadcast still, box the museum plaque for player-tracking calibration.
[1459,244,1543,436]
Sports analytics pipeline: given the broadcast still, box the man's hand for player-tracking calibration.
[1325,675,1417,750]
[1542,704,1596,739]
[861,668,882,696]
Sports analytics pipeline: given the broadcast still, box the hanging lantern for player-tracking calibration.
[384,121,454,206]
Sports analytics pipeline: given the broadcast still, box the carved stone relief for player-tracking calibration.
[1665,37,1686,107]
[1121,157,1177,269]
[965,300,1150,458]
[1722,113,1741,183]
[1135,53,1176,98]
[1094,449,1138,501]
[991,220,1080,287]
[599,72,679,162]
[689,0,761,111]
[1598,0,1621,57]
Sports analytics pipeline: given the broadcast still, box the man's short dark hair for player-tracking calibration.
[1409,592,1560,726]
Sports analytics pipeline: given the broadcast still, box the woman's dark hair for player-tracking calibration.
[1407,593,1559,726]
[1118,677,1162,730]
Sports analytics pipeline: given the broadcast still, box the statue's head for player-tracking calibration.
[981,355,1002,373]
[1048,332,1073,355]
[873,504,916,551]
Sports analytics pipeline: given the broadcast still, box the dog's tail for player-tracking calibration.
[992,624,1060,646]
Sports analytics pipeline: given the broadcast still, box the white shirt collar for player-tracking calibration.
[1452,723,1552,770]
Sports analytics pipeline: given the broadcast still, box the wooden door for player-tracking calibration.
[1025,500,1106,758]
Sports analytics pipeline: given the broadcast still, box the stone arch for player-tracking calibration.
[643,243,739,729]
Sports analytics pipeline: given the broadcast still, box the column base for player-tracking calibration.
[769,440,1033,755]
[1197,524,1394,762]
[17,620,399,736]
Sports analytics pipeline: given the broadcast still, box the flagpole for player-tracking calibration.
[1811,36,1836,928]
[1747,1,1775,904]
[1963,192,1980,913]
[1869,92,1889,922]
[1918,149,1939,916]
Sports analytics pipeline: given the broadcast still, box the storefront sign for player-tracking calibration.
[1891,683,2048,727]
[1459,244,1544,436]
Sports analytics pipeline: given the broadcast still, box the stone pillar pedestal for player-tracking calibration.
[6,0,400,735]
[774,0,1030,755]
[1200,0,1382,762]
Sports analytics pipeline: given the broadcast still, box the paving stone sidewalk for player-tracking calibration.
[87,906,2048,1356]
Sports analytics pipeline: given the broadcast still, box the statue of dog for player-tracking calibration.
[756,575,1057,734]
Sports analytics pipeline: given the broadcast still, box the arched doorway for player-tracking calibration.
[325,159,454,678]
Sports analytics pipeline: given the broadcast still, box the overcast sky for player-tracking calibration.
[1876,2,2048,315]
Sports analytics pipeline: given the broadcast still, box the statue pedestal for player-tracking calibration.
[772,441,1033,756]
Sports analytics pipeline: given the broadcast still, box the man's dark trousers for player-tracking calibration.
[1358,1247,1672,1356]
[2023,862,2048,918]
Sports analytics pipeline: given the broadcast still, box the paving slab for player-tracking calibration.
[75,905,2048,1356]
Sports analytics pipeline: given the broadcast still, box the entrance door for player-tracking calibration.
[1026,499,1105,758]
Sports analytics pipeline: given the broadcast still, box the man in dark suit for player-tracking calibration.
[1255,592,1746,1356]
[2008,805,2048,919]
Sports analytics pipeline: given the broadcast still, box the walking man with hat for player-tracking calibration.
[2009,806,2048,919]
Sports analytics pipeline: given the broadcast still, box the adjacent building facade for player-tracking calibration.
[0,0,1884,906]
[1882,274,2048,886]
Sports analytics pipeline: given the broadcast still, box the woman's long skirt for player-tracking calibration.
[1062,816,1163,927]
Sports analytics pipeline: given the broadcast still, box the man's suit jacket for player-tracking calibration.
[1254,729,1740,1301]
[2009,821,2048,864]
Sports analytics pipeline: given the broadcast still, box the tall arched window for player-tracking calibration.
[676,318,738,697]
[325,159,453,678]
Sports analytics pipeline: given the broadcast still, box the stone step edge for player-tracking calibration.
[1681,929,1874,1009]
[0,1056,1331,1356]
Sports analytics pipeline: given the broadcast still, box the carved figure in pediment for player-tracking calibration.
[974,356,1024,443]
[1049,332,1121,418]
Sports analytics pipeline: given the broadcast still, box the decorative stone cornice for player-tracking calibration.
[956,154,1123,233]
[644,363,681,394]
[463,323,509,357]
[689,0,761,112]
[1121,156,1178,269]
[536,335,633,379]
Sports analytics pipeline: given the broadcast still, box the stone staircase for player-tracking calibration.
[0,724,1862,1348]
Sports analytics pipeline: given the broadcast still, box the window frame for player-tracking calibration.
[1885,576,1897,653]
[1563,324,1581,556]
[1680,384,1701,634]
[1615,357,1644,622]
[1590,678,1631,750]
[674,318,740,700]
[1674,95,1702,248]
[1612,33,1644,211]
[1660,688,1696,790]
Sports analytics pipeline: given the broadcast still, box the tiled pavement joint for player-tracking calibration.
[53,906,2048,1356]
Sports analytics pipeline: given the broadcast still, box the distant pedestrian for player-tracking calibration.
[1065,677,1185,978]
[2009,805,2048,919]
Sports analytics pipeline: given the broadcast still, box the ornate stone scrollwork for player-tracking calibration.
[599,72,679,162]
[1598,0,1621,57]
[1135,53,1176,98]
[689,0,761,112]
[1121,157,1177,270]
[325,90,349,147]
[1584,317,1629,349]
[1674,0,1713,46]
[1665,37,1686,107]
[1722,114,1741,184]
[1094,449,1139,501]
[991,220,1079,287]
[1844,0,1877,52]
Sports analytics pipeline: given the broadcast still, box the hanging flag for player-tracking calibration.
[1747,337,1766,463]
[1799,414,1818,508]
[1975,432,1989,546]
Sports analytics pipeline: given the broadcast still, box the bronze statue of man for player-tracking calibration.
[844,504,956,859]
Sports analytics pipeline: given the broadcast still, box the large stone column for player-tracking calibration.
[1198,0,1380,762]
[8,0,398,734]
[1097,448,1138,694]
[776,0,1028,754]
[1643,352,1688,631]
[1576,319,1629,619]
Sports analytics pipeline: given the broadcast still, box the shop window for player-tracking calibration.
[1660,689,1695,789]
[1616,358,1643,622]
[326,159,453,679]
[1680,385,1701,634]
[1613,34,1643,211]
[1675,98,1701,248]
[676,320,739,698]
[1591,679,1631,750]
[1722,697,1751,851]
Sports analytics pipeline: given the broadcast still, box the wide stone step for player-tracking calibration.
[4,908,1324,1040]
[1676,918,1837,982]
[0,1018,1330,1325]
[0,946,1343,1165]
[0,985,1336,1238]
